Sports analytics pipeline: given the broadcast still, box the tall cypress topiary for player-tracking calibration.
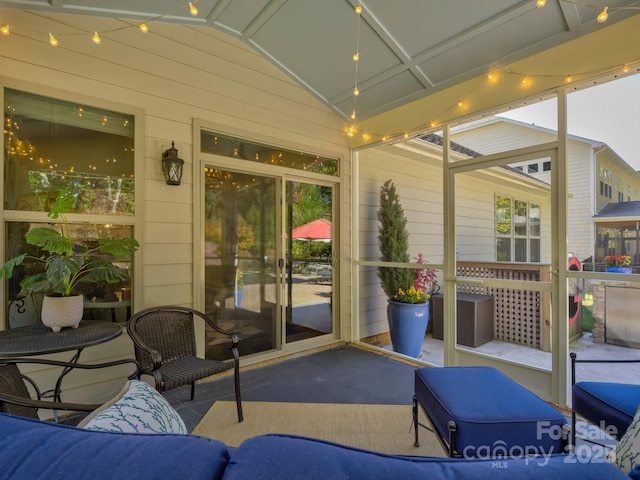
[377,179,413,298]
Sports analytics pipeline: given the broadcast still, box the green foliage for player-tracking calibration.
[377,180,413,298]
[0,188,139,297]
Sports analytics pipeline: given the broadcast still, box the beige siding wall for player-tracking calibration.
[0,12,350,402]
[356,143,551,339]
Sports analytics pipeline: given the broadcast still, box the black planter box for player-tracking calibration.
[431,292,494,347]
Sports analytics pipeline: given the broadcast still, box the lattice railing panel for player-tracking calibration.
[456,262,550,350]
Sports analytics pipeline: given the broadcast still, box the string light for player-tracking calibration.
[362,59,640,145]
[349,2,363,135]
[0,2,201,47]
[535,1,640,24]
[597,7,608,23]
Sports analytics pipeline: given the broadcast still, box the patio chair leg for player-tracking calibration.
[234,350,244,423]
[413,395,420,447]
[190,382,195,401]
[571,409,576,449]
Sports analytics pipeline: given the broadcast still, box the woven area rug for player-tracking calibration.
[192,401,446,457]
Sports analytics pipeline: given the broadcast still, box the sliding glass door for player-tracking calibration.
[285,180,334,343]
[202,168,336,359]
[204,168,279,358]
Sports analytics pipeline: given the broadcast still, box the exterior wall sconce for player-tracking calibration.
[162,141,184,185]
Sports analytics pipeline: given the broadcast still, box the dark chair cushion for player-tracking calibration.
[223,434,628,480]
[573,381,640,439]
[415,367,567,456]
[0,413,230,480]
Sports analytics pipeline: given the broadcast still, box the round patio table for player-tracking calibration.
[0,321,123,415]
[0,320,122,357]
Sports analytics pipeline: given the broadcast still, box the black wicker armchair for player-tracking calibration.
[0,357,139,425]
[126,306,243,422]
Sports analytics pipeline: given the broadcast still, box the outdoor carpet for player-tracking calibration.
[192,401,445,457]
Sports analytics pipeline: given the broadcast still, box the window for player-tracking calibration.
[3,88,137,328]
[527,163,539,174]
[495,196,541,262]
[542,161,551,172]
[200,131,339,176]
[4,89,135,213]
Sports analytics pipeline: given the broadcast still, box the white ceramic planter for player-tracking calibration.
[41,295,84,332]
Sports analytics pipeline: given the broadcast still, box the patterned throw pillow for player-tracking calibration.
[608,404,640,473]
[79,380,187,434]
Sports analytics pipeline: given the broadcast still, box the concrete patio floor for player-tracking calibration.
[410,332,640,385]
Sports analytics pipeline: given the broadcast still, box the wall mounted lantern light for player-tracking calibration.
[162,141,184,185]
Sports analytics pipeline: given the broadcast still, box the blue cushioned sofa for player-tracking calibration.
[0,413,631,480]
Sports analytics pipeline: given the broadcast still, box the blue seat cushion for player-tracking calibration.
[415,367,567,456]
[0,413,230,480]
[573,381,640,439]
[222,434,627,480]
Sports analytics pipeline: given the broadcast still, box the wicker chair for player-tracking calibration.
[126,305,243,422]
[0,357,139,426]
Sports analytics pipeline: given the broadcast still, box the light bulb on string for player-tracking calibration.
[351,110,356,120]
[565,74,573,83]
[536,0,546,7]
[597,7,608,23]
[49,33,59,47]
[139,23,149,33]
[92,31,101,44]
[353,52,359,62]
[1,25,10,36]
[355,4,362,14]
[189,2,199,16]
[354,86,360,96]
[622,64,630,73]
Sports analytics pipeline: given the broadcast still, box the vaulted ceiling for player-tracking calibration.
[1,0,639,148]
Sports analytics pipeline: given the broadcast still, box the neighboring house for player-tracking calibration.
[593,201,640,267]
[450,117,640,265]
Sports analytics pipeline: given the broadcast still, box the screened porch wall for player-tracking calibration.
[356,142,553,343]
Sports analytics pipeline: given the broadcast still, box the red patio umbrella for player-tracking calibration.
[291,218,332,241]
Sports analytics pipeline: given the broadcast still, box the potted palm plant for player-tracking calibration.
[377,180,433,357]
[0,188,139,331]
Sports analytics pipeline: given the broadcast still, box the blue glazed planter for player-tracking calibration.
[236,289,243,307]
[606,266,632,274]
[387,300,429,358]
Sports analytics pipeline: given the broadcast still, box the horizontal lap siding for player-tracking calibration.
[0,11,349,310]
[0,12,350,401]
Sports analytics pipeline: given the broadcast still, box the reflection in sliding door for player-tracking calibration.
[285,180,333,343]
[204,168,278,359]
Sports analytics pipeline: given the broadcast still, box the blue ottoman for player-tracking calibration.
[413,367,568,457]
[573,381,640,440]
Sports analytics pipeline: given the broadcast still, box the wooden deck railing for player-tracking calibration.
[455,262,552,352]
